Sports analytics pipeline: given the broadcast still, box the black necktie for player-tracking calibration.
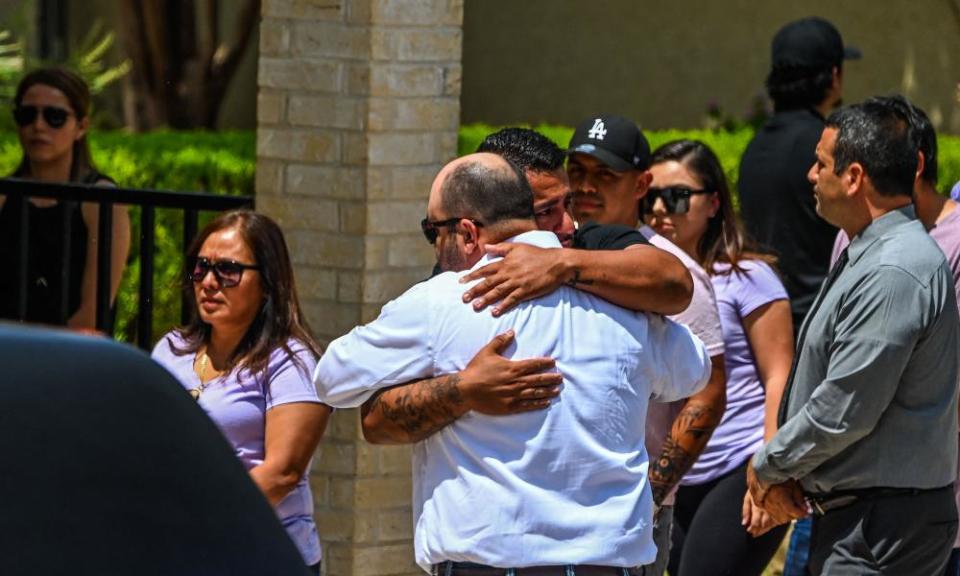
[777,248,850,427]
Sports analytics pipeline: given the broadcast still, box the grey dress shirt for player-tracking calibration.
[753,206,960,494]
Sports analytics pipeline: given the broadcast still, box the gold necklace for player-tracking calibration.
[190,351,213,401]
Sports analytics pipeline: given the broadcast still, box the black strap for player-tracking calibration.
[778,248,849,426]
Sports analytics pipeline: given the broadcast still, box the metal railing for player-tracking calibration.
[1,178,253,349]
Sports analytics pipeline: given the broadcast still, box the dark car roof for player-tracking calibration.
[0,323,310,576]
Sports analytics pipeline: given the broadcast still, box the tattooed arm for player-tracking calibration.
[361,330,564,444]
[361,375,469,444]
[649,354,726,506]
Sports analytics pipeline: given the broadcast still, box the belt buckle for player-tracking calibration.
[807,493,858,516]
[805,496,826,516]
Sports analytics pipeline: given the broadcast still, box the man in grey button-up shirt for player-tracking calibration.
[747,98,960,575]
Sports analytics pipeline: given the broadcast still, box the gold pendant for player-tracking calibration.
[189,388,201,401]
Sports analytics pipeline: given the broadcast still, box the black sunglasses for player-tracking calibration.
[420,217,484,245]
[186,257,261,288]
[12,105,72,129]
[642,186,711,215]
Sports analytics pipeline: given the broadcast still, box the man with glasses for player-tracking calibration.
[359,128,697,444]
[315,152,711,574]
[562,115,727,576]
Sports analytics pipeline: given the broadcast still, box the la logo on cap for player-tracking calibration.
[587,118,607,140]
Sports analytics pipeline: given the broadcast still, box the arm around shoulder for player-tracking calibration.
[565,245,693,315]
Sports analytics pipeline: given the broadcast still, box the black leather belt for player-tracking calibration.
[806,485,951,516]
[431,562,643,576]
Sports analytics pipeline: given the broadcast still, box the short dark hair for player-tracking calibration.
[826,99,918,198]
[765,64,835,111]
[476,127,565,173]
[440,158,534,226]
[864,95,937,186]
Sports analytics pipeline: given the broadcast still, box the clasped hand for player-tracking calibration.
[744,463,809,536]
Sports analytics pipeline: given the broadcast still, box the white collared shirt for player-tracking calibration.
[315,230,711,570]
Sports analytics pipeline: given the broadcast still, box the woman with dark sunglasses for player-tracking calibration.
[152,210,331,574]
[644,140,794,576]
[0,67,130,329]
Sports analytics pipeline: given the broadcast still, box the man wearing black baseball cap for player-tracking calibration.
[737,17,860,576]
[739,17,860,333]
[566,115,653,226]
[568,115,728,576]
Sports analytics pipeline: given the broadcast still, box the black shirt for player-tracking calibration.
[0,170,114,325]
[573,221,649,250]
[738,108,838,329]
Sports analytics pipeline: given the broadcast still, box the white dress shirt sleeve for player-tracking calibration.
[647,315,711,403]
[313,282,436,408]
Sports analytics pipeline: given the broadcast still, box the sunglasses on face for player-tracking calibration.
[186,257,261,288]
[12,105,72,129]
[642,186,711,215]
[420,217,484,245]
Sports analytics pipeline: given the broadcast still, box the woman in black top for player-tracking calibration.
[0,67,130,328]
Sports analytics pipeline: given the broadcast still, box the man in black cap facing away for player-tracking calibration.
[738,19,860,576]
[738,17,861,334]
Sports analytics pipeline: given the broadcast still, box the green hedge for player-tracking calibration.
[7,124,960,344]
[0,131,255,344]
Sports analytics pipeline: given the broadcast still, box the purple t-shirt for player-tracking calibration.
[151,332,323,565]
[682,260,788,485]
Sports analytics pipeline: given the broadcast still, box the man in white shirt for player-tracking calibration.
[315,152,711,574]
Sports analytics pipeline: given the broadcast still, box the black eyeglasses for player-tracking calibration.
[420,217,484,245]
[642,186,712,215]
[12,105,72,129]
[186,257,261,288]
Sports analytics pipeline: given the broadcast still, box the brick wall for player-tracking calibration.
[256,1,463,574]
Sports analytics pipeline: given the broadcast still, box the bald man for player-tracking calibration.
[315,153,711,575]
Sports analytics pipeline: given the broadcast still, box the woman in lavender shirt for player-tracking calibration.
[152,210,330,573]
[643,141,794,576]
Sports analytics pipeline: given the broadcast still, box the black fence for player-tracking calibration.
[1,178,253,349]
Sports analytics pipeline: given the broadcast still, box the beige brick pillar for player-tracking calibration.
[256,1,463,575]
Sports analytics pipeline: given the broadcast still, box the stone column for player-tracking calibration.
[256,1,463,574]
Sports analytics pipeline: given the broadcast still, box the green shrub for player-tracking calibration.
[0,130,255,345]
[8,124,960,346]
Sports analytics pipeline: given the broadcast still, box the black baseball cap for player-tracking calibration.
[771,17,861,70]
[567,115,651,171]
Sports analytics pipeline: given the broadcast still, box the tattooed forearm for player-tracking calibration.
[648,402,721,506]
[362,374,469,444]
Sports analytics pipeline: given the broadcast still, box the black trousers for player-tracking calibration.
[669,461,788,576]
[809,485,957,575]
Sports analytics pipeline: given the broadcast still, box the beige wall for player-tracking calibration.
[462,1,960,133]
[19,1,960,132]
[256,1,463,573]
